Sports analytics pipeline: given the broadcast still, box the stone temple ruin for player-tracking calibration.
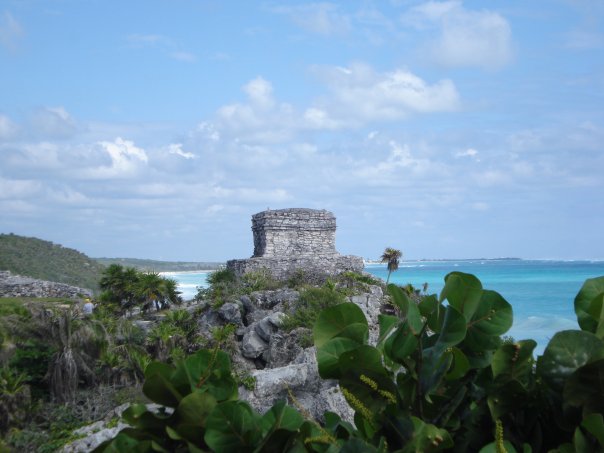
[227,208,363,280]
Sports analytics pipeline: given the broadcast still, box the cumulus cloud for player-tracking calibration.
[215,66,459,141]
[402,1,513,69]
[313,63,460,124]
[0,11,23,52]
[271,3,352,36]
[82,138,148,179]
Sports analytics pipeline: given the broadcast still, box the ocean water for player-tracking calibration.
[161,271,210,301]
[167,260,604,354]
[366,260,604,353]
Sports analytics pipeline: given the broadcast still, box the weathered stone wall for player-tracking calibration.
[227,208,363,280]
[252,209,336,257]
[0,270,93,299]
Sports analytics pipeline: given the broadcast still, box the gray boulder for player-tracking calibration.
[241,329,269,359]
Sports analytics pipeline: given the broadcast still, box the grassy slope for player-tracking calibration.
[0,233,105,291]
[94,257,222,272]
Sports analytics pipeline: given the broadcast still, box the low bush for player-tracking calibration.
[280,283,348,331]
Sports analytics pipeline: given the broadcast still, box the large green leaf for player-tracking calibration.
[204,401,261,452]
[440,272,483,321]
[143,365,184,408]
[463,290,513,353]
[581,413,604,447]
[388,284,424,333]
[313,303,368,348]
[384,320,419,364]
[400,416,453,452]
[420,348,453,401]
[587,293,604,339]
[538,330,604,391]
[174,350,238,401]
[254,400,304,452]
[377,314,399,344]
[487,379,528,420]
[317,337,362,379]
[433,306,467,354]
[574,276,604,333]
[563,359,604,413]
[445,347,470,381]
[492,340,536,386]
[174,392,217,444]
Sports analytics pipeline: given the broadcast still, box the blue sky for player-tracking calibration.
[1,0,603,261]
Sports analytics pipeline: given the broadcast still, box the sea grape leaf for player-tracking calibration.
[581,413,604,447]
[446,347,470,381]
[256,400,304,451]
[433,306,467,354]
[143,366,183,408]
[492,340,536,386]
[440,272,483,321]
[587,293,604,339]
[487,379,527,420]
[574,276,604,333]
[563,359,604,413]
[204,401,261,452]
[538,330,604,391]
[175,392,217,444]
[464,290,513,353]
[388,284,423,333]
[384,320,419,364]
[377,314,399,347]
[399,416,453,452]
[317,337,362,379]
[313,303,368,348]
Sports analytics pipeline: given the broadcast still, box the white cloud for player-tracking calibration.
[29,106,79,139]
[0,177,41,199]
[83,137,148,179]
[272,3,351,36]
[455,148,479,158]
[214,65,458,142]
[314,63,460,124]
[0,11,23,52]
[170,51,197,62]
[167,143,196,159]
[0,114,17,139]
[403,1,513,69]
[126,33,196,62]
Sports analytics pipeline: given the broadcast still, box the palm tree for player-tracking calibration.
[137,272,165,312]
[381,247,402,284]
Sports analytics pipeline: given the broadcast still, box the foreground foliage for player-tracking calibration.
[97,272,604,452]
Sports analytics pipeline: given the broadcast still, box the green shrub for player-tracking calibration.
[280,284,347,331]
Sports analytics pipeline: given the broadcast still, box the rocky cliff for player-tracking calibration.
[0,270,93,299]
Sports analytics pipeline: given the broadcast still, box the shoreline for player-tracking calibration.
[159,270,214,275]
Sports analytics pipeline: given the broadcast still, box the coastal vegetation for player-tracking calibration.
[381,247,402,284]
[95,272,604,452]
[0,234,105,291]
[98,264,182,313]
[2,250,604,452]
[94,257,222,273]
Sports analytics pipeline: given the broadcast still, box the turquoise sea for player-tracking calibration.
[167,260,604,354]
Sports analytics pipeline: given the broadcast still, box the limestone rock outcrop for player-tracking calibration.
[0,270,93,299]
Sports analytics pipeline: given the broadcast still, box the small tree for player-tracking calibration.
[380,247,402,284]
